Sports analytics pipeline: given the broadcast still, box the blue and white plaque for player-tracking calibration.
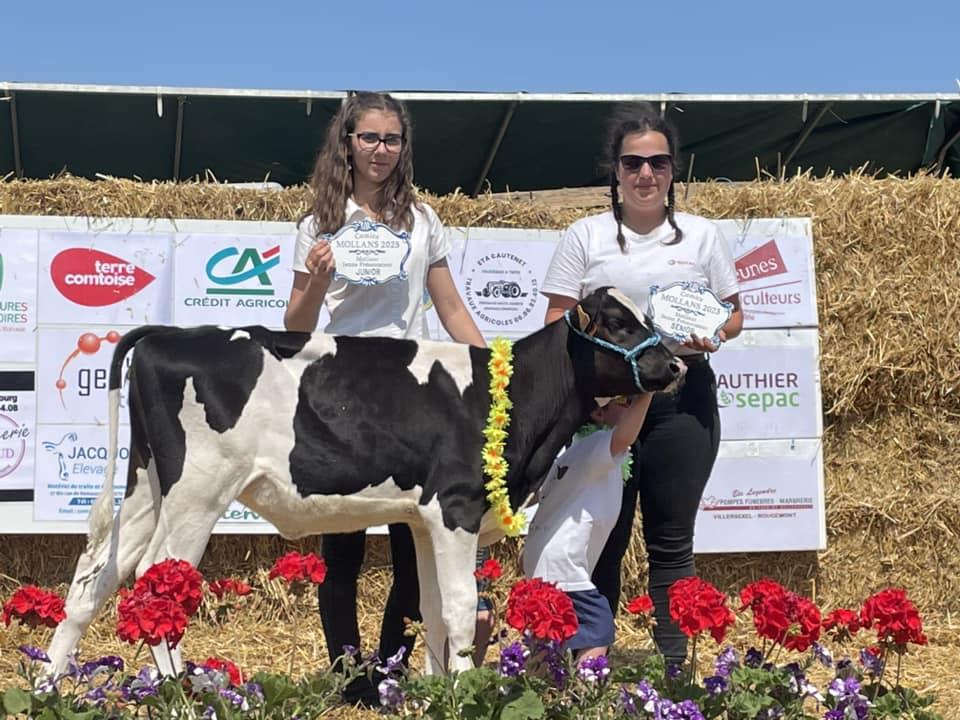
[648,281,733,345]
[326,220,411,285]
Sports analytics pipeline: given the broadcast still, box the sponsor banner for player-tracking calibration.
[34,424,131,521]
[173,233,296,329]
[38,232,173,325]
[0,371,36,491]
[714,329,822,440]
[36,327,135,426]
[717,218,818,329]
[449,229,559,338]
[695,439,825,552]
[0,229,39,362]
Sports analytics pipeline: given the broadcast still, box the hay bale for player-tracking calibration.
[2,174,960,716]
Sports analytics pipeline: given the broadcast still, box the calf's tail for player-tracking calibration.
[85,326,173,555]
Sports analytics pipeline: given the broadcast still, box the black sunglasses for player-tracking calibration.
[619,154,673,173]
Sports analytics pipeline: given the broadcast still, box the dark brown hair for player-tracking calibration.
[305,92,418,236]
[604,103,682,251]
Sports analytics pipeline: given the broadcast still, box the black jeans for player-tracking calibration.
[591,360,720,662]
[318,523,421,703]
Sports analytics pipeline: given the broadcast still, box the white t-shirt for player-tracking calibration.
[292,198,450,339]
[522,430,627,592]
[540,211,740,354]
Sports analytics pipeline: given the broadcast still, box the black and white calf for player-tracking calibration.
[46,287,684,676]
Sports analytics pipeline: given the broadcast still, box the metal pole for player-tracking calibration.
[8,92,23,178]
[782,101,834,172]
[471,100,518,197]
[173,96,185,181]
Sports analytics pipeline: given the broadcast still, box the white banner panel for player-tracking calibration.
[36,327,136,426]
[0,371,36,491]
[0,228,39,362]
[714,329,822,441]
[173,233,295,329]
[448,228,560,338]
[718,218,818,329]
[37,231,173,325]
[694,439,826,552]
[34,424,131,521]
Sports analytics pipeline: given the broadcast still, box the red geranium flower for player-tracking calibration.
[203,656,242,685]
[117,588,189,647]
[739,578,822,652]
[782,594,822,652]
[474,558,503,582]
[860,588,927,648]
[505,578,578,643]
[668,577,735,644]
[133,559,205,617]
[823,608,861,642]
[269,551,327,584]
[2,585,66,629]
[626,594,655,630]
[626,594,654,615]
[207,578,253,600]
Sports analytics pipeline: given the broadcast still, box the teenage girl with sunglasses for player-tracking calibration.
[285,91,486,705]
[540,103,743,664]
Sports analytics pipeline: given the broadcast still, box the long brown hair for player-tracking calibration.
[604,103,683,251]
[305,92,418,236]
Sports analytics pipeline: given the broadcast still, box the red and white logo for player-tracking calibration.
[51,249,155,307]
[735,240,787,284]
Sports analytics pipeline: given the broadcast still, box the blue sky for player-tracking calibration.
[2,0,958,94]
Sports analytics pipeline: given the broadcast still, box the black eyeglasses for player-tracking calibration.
[349,131,404,152]
[620,154,672,173]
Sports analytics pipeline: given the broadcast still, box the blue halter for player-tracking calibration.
[564,309,662,392]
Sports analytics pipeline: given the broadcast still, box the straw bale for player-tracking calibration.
[2,173,960,716]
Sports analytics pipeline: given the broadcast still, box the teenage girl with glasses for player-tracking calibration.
[285,91,487,706]
[540,103,743,664]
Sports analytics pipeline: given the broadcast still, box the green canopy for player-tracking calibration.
[2,84,957,193]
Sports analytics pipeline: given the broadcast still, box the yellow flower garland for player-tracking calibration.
[483,338,525,536]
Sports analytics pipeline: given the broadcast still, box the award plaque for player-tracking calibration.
[648,281,733,345]
[326,220,412,285]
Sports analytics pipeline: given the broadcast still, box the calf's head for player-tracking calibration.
[568,287,684,395]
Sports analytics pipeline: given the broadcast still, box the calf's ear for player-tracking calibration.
[576,306,597,337]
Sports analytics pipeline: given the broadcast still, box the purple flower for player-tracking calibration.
[827,676,871,720]
[123,666,161,701]
[84,685,110,706]
[242,681,264,704]
[666,662,683,679]
[704,675,728,696]
[619,686,640,715]
[498,642,527,677]
[220,688,248,709]
[80,655,125,678]
[19,645,51,663]
[634,680,660,712]
[376,646,407,675]
[378,678,405,710]
[675,699,706,720]
[859,648,883,676]
[745,647,763,668]
[714,646,738,677]
[543,642,569,687]
[812,641,833,667]
[577,654,610,683]
[202,706,218,720]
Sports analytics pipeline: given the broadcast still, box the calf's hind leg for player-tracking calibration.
[46,462,161,676]
[132,481,232,676]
